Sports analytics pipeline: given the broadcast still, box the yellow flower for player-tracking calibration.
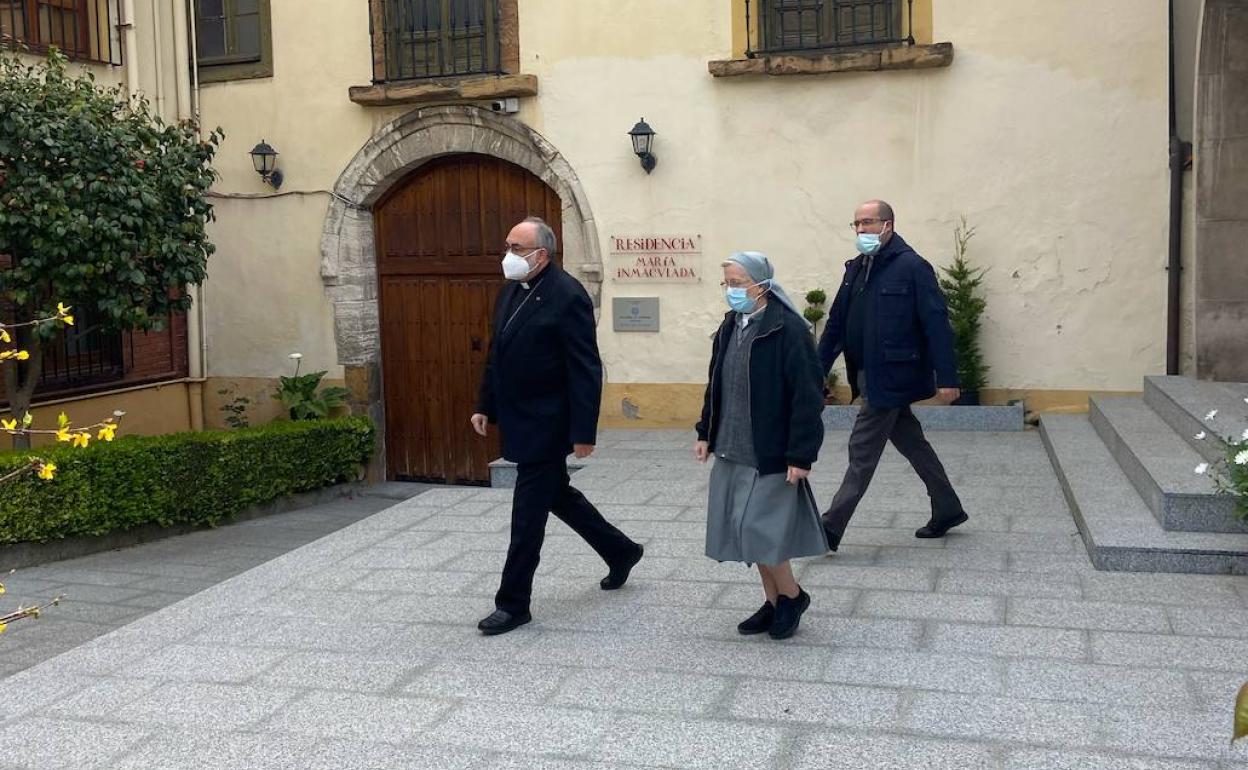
[0,623,6,634]
[37,462,56,480]
[55,427,71,442]
[62,315,74,326]
[98,424,116,441]
[0,583,5,595]
[71,432,89,448]
[1,419,16,431]
[14,350,28,360]
[57,412,69,428]
[56,302,71,316]
[0,350,13,361]
[0,329,9,343]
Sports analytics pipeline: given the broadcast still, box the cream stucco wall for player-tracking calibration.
[196,0,1171,403]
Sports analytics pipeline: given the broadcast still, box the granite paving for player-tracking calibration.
[1,430,1246,769]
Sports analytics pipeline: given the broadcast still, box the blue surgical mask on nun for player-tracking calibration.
[725,281,768,313]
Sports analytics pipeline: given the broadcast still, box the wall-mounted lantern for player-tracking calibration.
[628,118,657,174]
[249,139,284,189]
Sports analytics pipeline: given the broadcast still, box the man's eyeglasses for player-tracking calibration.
[850,218,888,229]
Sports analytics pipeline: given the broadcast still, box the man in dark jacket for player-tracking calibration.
[817,200,969,550]
[471,217,643,635]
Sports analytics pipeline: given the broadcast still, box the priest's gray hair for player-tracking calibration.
[524,216,558,258]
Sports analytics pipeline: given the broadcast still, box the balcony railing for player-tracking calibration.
[747,0,913,57]
[371,0,501,83]
[0,0,123,66]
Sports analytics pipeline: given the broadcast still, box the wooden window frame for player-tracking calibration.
[0,0,118,65]
[194,0,273,84]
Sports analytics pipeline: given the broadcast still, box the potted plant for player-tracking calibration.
[938,217,989,405]
[802,289,827,338]
[825,368,841,405]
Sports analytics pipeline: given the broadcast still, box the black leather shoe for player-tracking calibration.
[769,589,810,640]
[821,518,842,553]
[477,609,531,636]
[601,543,644,590]
[915,512,969,539]
[737,602,775,635]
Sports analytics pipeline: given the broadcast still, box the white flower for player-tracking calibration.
[1241,428,1248,442]
[112,410,126,417]
[289,353,303,360]
[1194,463,1209,475]
[1194,431,1206,440]
[1236,450,1248,466]
[1204,409,1218,421]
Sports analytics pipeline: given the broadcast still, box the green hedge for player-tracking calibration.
[0,416,375,545]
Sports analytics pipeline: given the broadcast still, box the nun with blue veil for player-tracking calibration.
[693,251,829,640]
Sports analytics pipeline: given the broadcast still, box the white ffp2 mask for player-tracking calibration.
[501,249,537,280]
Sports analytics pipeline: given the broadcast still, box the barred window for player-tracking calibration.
[0,0,122,65]
[38,305,126,390]
[376,0,500,82]
[758,0,905,54]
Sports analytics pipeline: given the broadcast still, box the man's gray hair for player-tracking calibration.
[524,216,558,257]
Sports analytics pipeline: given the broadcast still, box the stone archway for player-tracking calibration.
[320,105,603,477]
[1193,0,1248,381]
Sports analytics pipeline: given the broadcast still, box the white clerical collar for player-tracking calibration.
[738,304,767,328]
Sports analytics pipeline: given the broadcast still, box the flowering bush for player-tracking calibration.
[0,50,220,447]
[1190,400,1248,743]
[1192,399,1248,520]
[1,306,121,634]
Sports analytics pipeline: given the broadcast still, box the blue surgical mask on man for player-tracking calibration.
[856,231,883,256]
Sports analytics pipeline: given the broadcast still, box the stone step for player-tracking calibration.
[1143,375,1248,463]
[489,458,588,488]
[823,403,1025,431]
[1040,414,1248,574]
[1088,396,1246,534]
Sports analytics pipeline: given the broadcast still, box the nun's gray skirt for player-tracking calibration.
[706,457,829,565]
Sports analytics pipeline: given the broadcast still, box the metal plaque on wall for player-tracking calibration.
[612,297,660,332]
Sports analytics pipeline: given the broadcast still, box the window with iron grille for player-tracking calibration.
[37,305,127,391]
[193,0,271,82]
[375,0,501,82]
[756,0,908,54]
[0,0,122,65]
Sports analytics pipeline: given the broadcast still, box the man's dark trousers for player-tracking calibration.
[495,457,636,614]
[823,378,964,539]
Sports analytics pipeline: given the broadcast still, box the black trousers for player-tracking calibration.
[494,456,638,614]
[822,385,965,539]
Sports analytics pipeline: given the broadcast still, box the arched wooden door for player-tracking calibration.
[374,154,563,483]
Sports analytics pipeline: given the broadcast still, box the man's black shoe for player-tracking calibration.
[915,512,969,539]
[737,602,775,635]
[821,518,842,553]
[477,609,532,636]
[601,544,644,590]
[769,589,810,640]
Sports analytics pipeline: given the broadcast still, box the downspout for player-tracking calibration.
[120,0,140,100]
[149,0,165,116]
[1166,0,1184,376]
[172,0,205,431]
